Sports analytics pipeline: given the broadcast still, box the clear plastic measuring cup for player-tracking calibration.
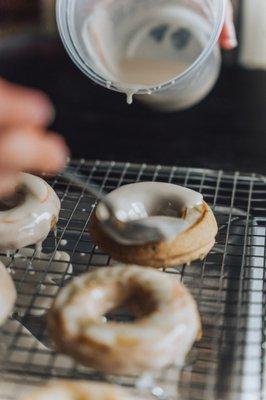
[56,0,226,111]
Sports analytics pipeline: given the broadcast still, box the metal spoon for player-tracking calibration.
[61,170,180,245]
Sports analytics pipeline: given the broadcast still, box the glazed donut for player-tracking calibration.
[0,261,16,325]
[90,182,218,267]
[48,265,201,375]
[21,380,135,400]
[0,173,60,252]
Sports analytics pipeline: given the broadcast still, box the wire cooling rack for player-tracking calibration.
[0,159,265,400]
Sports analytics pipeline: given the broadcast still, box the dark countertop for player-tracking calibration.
[0,34,265,173]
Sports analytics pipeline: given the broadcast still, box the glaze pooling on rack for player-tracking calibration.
[1,248,72,317]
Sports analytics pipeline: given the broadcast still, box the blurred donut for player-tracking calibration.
[21,380,136,400]
[0,261,16,325]
[48,265,201,375]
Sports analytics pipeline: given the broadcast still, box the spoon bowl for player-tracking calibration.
[62,171,171,245]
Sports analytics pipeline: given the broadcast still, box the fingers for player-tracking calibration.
[219,0,238,50]
[0,127,69,174]
[0,79,54,129]
[0,79,68,198]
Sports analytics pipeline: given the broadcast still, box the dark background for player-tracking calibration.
[0,34,265,173]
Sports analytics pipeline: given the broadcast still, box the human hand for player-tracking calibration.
[0,78,69,196]
[220,0,238,50]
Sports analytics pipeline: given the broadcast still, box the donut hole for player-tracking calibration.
[104,282,157,324]
[0,187,26,211]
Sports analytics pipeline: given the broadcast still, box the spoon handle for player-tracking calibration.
[61,169,115,215]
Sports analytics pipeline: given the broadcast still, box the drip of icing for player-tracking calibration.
[0,248,72,316]
[28,264,35,276]
[126,91,135,105]
[35,241,43,256]
[39,284,46,292]
[60,239,68,246]
[14,251,23,258]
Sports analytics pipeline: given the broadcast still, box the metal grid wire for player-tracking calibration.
[0,159,266,400]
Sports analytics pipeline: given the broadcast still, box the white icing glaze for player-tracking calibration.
[35,241,43,255]
[0,261,16,325]
[126,90,135,105]
[96,182,203,242]
[1,249,72,316]
[132,216,190,242]
[0,173,60,251]
[52,265,201,373]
